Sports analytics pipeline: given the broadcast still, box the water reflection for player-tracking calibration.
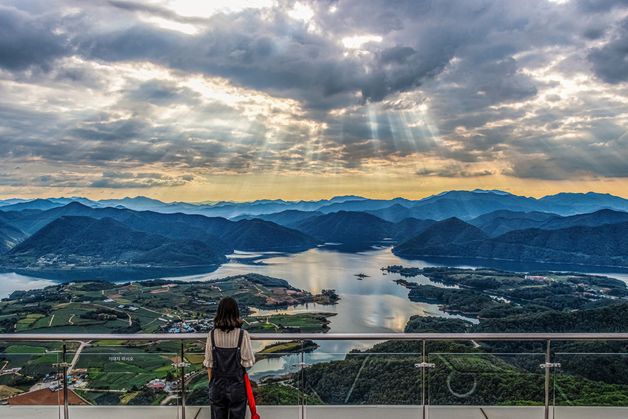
[0,272,55,298]
[174,247,476,334]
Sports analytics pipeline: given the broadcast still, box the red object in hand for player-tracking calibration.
[244,373,260,419]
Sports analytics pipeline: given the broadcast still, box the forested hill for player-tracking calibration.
[2,216,227,269]
[393,218,628,267]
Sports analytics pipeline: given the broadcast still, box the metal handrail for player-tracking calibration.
[1,332,628,341]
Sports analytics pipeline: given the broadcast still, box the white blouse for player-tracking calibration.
[203,328,255,368]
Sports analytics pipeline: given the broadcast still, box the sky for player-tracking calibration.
[0,0,627,202]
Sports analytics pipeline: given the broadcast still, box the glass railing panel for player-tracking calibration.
[186,337,305,418]
[428,350,546,413]
[554,350,628,418]
[0,341,62,407]
[251,339,308,409]
[65,341,178,408]
[183,342,210,407]
[301,339,422,418]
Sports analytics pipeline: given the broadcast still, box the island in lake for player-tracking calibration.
[0,273,338,335]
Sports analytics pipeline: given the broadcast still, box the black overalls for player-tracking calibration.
[208,329,248,419]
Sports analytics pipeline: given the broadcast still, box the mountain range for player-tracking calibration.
[3,190,628,220]
[0,189,627,272]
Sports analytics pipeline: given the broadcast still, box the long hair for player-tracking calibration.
[213,297,243,332]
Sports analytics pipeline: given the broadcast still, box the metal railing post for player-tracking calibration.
[422,340,426,419]
[62,342,69,419]
[300,339,306,419]
[540,340,560,419]
[415,339,435,419]
[544,340,551,419]
[171,341,190,419]
[181,341,186,419]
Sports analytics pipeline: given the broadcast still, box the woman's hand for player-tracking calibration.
[207,367,212,382]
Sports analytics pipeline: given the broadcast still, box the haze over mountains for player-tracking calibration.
[0,189,628,274]
[3,190,628,220]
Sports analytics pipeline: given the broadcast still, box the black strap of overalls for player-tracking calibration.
[236,329,244,350]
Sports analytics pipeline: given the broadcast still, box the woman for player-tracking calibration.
[203,297,255,419]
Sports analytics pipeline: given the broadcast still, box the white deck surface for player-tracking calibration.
[1,405,627,419]
[0,406,628,419]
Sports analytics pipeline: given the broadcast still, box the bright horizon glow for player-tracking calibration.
[1,175,627,202]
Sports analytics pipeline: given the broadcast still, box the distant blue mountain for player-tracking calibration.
[538,192,628,214]
[468,210,561,236]
[408,190,543,219]
[47,197,100,207]
[317,197,413,214]
[193,195,366,218]
[538,209,628,230]
[97,196,170,211]
[367,190,628,221]
[394,218,628,267]
[0,198,31,207]
[469,208,628,237]
[232,210,325,226]
[2,190,627,220]
[0,199,63,212]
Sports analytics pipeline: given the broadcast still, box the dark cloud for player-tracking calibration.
[503,158,569,180]
[124,80,201,105]
[69,119,147,142]
[505,127,628,180]
[588,18,628,83]
[577,0,628,13]
[417,166,494,178]
[0,5,69,71]
[90,171,194,188]
[104,0,208,24]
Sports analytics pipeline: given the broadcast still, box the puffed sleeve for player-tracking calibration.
[240,330,255,368]
[203,333,212,368]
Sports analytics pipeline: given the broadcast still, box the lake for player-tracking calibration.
[0,272,55,299]
[3,246,628,378]
[171,247,477,332]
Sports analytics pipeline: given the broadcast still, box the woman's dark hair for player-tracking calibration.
[213,297,243,332]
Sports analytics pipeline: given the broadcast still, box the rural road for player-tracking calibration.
[68,341,88,374]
